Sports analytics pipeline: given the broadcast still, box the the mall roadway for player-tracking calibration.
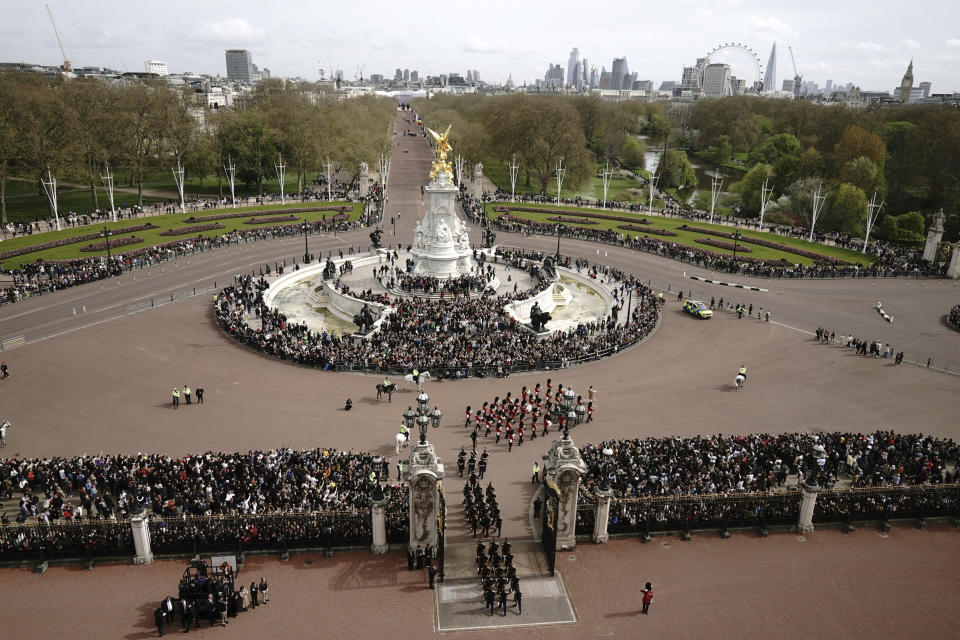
[1,110,959,638]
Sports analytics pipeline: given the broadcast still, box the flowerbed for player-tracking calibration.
[183,206,351,223]
[547,216,598,225]
[695,237,753,253]
[679,225,848,264]
[617,225,678,237]
[0,223,159,260]
[159,223,226,236]
[243,215,301,225]
[492,206,651,226]
[316,213,350,224]
[80,236,145,252]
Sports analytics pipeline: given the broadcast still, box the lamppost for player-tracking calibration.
[405,392,441,445]
[731,222,742,272]
[100,226,113,262]
[575,401,586,425]
[560,387,576,439]
[302,222,311,264]
[598,447,614,491]
[555,222,562,261]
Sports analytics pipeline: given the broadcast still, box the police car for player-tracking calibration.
[682,299,713,319]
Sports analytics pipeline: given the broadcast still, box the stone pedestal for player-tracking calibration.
[542,436,588,550]
[947,243,960,279]
[411,171,473,278]
[359,161,370,197]
[472,162,484,201]
[922,229,943,262]
[371,494,389,554]
[592,488,614,543]
[922,208,946,263]
[797,479,820,534]
[130,512,153,564]
[401,441,445,550]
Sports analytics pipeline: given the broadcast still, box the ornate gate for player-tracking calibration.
[436,483,446,582]
[540,480,560,576]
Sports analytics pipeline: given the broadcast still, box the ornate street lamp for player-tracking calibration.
[101,226,114,262]
[575,402,586,425]
[429,406,443,429]
[416,413,430,445]
[567,408,577,428]
[416,391,430,414]
[403,407,417,431]
[561,387,575,439]
[302,222,311,264]
[599,447,614,491]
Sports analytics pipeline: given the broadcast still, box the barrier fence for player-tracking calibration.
[0,519,134,562]
[598,484,960,540]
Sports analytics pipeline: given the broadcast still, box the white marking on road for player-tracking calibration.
[94,303,123,312]
[771,320,814,336]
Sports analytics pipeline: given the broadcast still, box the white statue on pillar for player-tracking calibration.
[922,208,946,263]
[542,433,587,550]
[411,126,473,278]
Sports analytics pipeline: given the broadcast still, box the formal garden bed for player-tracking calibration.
[695,237,753,253]
[0,223,158,260]
[243,215,301,224]
[80,236,145,252]
[160,223,226,236]
[617,224,677,236]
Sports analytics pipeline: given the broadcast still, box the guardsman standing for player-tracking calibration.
[457,449,466,477]
[641,582,654,614]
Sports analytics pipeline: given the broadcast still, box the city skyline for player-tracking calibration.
[2,0,959,92]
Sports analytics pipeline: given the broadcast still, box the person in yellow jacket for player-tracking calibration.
[172,387,180,409]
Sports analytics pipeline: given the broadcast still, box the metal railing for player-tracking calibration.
[0,519,134,561]
[813,485,960,524]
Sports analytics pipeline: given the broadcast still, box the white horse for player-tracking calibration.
[402,371,432,390]
[395,431,408,454]
[734,374,745,390]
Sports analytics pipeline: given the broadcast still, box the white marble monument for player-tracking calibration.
[410,126,474,278]
[922,209,945,263]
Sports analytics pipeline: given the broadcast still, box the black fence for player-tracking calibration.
[0,519,134,562]
[386,506,409,544]
[814,485,960,524]
[575,500,596,537]
[605,491,802,537]
[148,511,371,555]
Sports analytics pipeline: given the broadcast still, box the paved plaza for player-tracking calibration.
[0,111,958,637]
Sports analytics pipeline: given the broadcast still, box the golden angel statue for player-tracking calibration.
[427,124,454,181]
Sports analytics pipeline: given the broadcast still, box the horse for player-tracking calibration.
[376,383,396,402]
[395,431,409,454]
[402,371,432,390]
[734,374,745,390]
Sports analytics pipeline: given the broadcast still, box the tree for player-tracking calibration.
[0,74,25,223]
[748,133,802,188]
[876,211,925,243]
[619,137,646,170]
[834,124,886,170]
[828,183,868,235]
[655,149,696,189]
[218,111,277,195]
[731,163,774,217]
[841,156,884,199]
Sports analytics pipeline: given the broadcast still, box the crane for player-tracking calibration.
[45,4,71,79]
[788,46,803,99]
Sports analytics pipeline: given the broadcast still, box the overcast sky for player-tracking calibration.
[3,0,958,92]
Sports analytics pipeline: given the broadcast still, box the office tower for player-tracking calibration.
[144,60,168,76]
[611,57,629,90]
[898,60,914,102]
[825,79,833,95]
[763,43,776,92]
[545,63,564,86]
[411,70,419,82]
[599,67,612,89]
[473,70,480,82]
[919,81,931,98]
[225,49,253,82]
[589,66,598,88]
[395,68,403,81]
[782,78,795,94]
[403,68,410,81]
[567,48,580,86]
[703,63,731,97]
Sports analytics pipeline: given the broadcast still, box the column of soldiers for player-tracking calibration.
[463,476,502,539]
[476,536,521,616]
[464,379,593,455]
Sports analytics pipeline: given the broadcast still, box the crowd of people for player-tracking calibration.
[814,326,904,363]
[0,186,385,306]
[0,446,408,557]
[579,430,958,500]
[215,252,662,378]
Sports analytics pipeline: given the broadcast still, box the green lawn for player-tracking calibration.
[484,202,873,267]
[2,179,166,223]
[0,201,363,269]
